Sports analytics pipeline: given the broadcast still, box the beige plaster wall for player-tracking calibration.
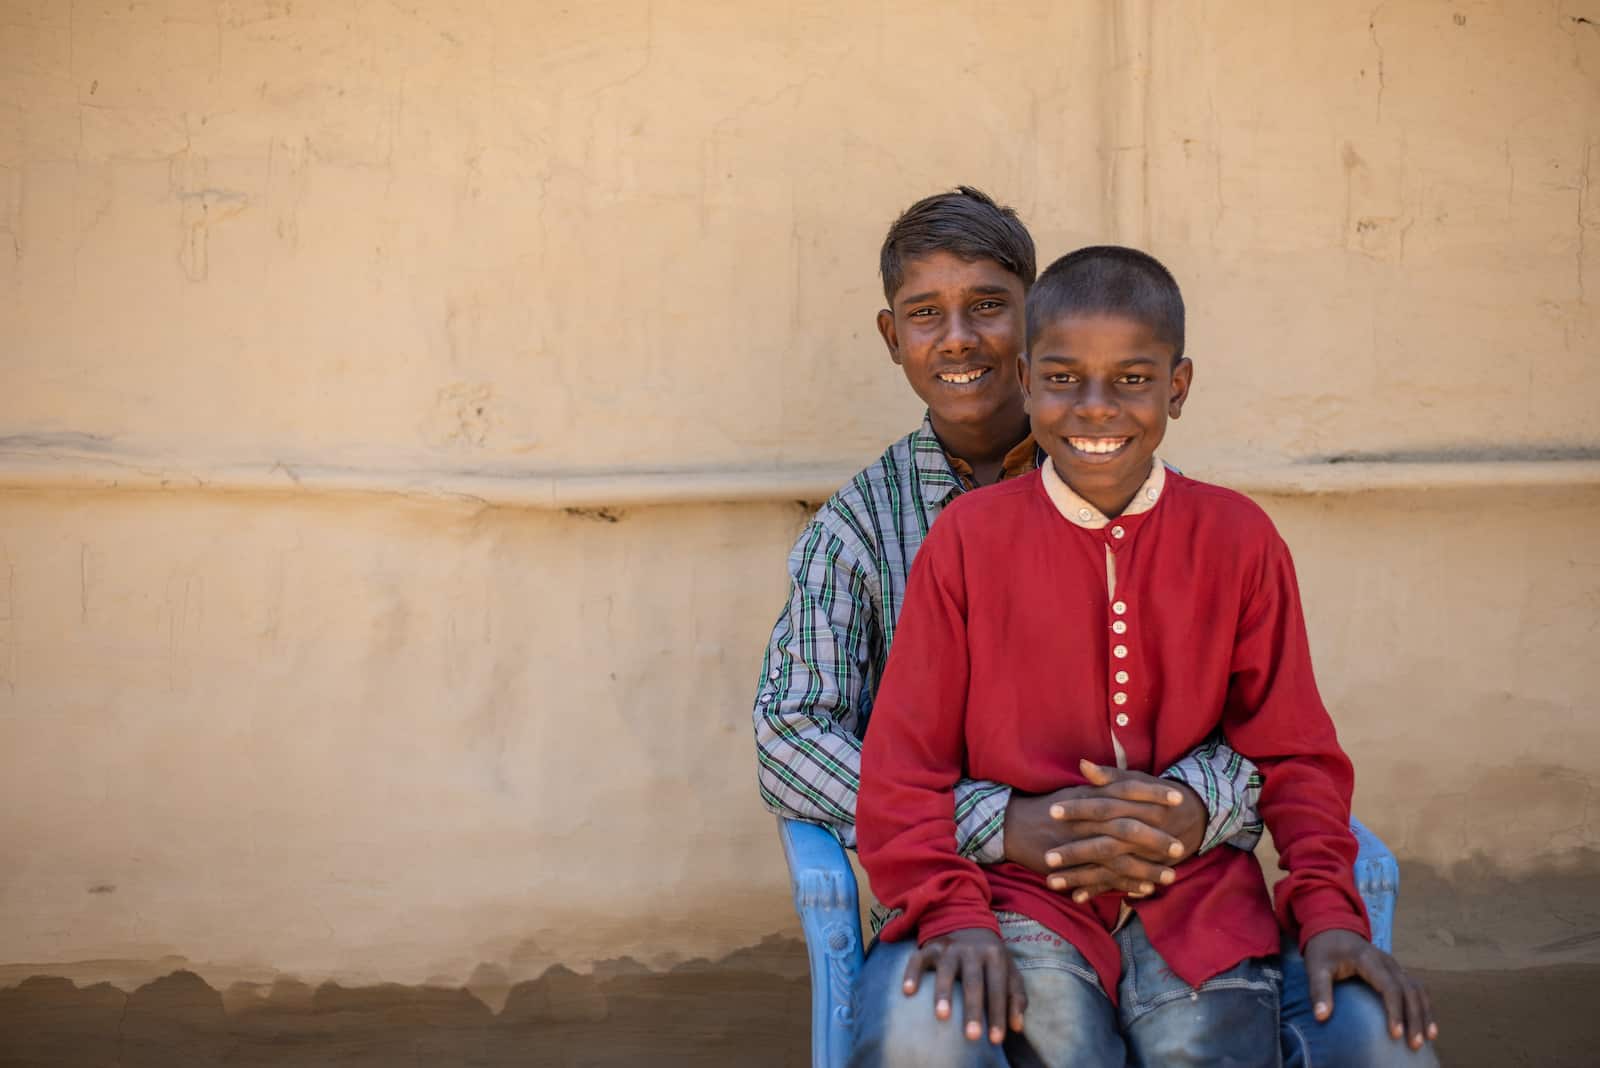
[2,0,1598,1002]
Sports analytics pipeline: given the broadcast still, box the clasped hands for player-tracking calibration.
[1000,757,1206,897]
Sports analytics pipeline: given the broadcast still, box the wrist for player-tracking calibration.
[1166,780,1207,857]
[1000,794,1024,864]
[1000,789,1039,866]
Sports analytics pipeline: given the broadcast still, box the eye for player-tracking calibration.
[1046,373,1078,384]
[1119,374,1150,385]
[908,307,937,318]
[973,299,1005,312]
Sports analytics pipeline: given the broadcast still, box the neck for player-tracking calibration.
[1064,458,1155,519]
[930,411,1031,471]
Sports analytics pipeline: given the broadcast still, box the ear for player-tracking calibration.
[1016,352,1032,413]
[1168,357,1193,419]
[876,308,902,366]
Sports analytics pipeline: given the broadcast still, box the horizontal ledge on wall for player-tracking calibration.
[2,450,1598,509]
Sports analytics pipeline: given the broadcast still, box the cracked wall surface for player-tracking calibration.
[2,1,1599,1064]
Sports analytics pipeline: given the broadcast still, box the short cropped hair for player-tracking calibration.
[1025,246,1185,359]
[879,186,1037,304]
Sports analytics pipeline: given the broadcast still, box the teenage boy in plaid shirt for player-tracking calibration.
[753,188,1434,1066]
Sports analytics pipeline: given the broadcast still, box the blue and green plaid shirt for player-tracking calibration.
[753,414,1264,863]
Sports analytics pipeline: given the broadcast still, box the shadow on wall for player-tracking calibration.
[3,940,1600,1067]
[0,937,810,1068]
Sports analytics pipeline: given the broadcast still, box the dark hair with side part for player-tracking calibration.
[1025,245,1186,359]
[878,186,1037,304]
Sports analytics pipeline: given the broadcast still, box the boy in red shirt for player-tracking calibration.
[857,246,1438,1066]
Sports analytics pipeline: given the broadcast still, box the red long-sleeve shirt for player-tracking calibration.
[857,460,1368,1000]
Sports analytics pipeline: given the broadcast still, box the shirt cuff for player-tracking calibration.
[954,781,1013,865]
[1291,887,1372,951]
[1161,755,1261,855]
[916,906,1002,947]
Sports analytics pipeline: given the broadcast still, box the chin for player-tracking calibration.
[931,398,1002,427]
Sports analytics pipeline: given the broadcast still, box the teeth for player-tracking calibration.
[937,369,988,384]
[1068,437,1129,455]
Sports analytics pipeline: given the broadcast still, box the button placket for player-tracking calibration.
[1110,588,1132,730]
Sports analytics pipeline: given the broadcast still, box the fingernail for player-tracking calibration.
[936,998,949,1018]
[1168,841,1184,857]
[1049,877,1064,890]
[1159,870,1175,885]
[1314,1002,1328,1018]
[990,1026,1004,1043]
[1392,1024,1403,1038]
[903,980,915,993]
[965,1020,981,1040]
[1429,1024,1439,1038]
[1139,882,1154,894]
[1073,890,1088,903]
[1411,1035,1422,1049]
[1166,790,1182,804]
[1049,805,1064,819]
[1046,851,1060,867]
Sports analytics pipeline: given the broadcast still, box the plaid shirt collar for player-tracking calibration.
[907,412,968,509]
[908,411,1041,506]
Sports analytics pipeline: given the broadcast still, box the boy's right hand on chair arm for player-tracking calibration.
[1304,928,1438,1050]
[901,927,1027,1045]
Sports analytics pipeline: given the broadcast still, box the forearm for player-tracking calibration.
[754,698,863,847]
[1223,535,1367,943]
[752,523,879,847]
[858,522,992,942]
[1256,754,1368,946]
[860,752,997,943]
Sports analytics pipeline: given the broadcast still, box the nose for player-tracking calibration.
[937,310,978,356]
[1073,378,1118,422]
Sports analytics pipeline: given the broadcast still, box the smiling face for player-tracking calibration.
[876,251,1029,457]
[1020,312,1193,518]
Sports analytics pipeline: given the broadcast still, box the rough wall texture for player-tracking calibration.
[2,0,1598,1064]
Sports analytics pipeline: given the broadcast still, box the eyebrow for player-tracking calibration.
[1033,353,1163,367]
[897,284,1013,307]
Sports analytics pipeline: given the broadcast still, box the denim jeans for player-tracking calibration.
[849,912,1280,1068]
[848,915,1440,1068]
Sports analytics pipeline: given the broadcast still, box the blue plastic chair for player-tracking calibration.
[778,815,1400,1068]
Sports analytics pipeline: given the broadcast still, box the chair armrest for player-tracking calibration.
[778,816,864,1068]
[1350,816,1399,952]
